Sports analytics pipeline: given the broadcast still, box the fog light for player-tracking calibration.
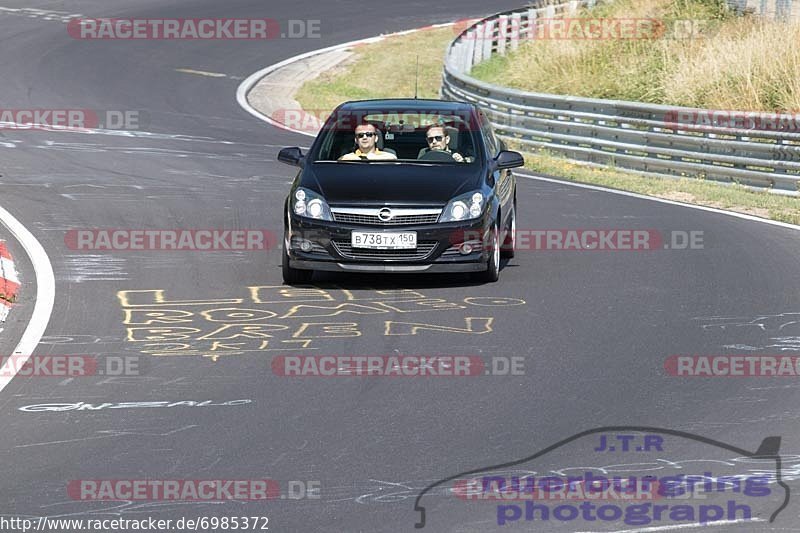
[459,243,473,255]
[300,240,312,252]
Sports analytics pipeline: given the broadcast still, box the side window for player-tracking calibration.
[479,112,499,157]
[315,127,355,161]
[318,128,336,160]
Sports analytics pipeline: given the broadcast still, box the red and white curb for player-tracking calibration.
[0,240,19,322]
[0,202,54,394]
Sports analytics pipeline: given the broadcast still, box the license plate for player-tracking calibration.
[351,231,417,249]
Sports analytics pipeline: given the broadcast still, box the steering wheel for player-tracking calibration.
[419,150,456,162]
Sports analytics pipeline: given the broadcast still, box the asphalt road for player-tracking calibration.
[1,1,800,532]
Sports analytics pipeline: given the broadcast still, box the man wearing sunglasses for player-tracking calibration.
[339,123,397,160]
[418,125,467,162]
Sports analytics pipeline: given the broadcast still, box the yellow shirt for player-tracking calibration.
[339,148,397,161]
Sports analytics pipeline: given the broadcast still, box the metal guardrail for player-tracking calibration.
[727,0,800,21]
[441,1,800,192]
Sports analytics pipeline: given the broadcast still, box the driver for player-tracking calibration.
[339,123,397,160]
[418,125,466,162]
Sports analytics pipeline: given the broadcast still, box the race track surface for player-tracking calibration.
[0,1,799,531]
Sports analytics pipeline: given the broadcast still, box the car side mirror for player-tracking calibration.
[278,147,304,167]
[495,150,524,169]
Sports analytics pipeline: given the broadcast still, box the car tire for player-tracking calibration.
[501,202,516,259]
[473,220,500,283]
[282,239,313,285]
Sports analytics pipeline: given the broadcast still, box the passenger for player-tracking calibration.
[419,125,465,162]
[338,123,397,160]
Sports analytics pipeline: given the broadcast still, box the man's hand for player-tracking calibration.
[452,152,464,163]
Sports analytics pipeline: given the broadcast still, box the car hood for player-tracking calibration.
[303,162,482,205]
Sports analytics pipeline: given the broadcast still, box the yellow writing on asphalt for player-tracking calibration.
[123,309,195,325]
[200,308,278,322]
[292,322,361,338]
[118,289,243,307]
[127,327,201,342]
[376,298,466,313]
[281,303,390,318]
[249,285,336,304]
[118,287,525,360]
[385,317,493,336]
[196,323,290,340]
[338,288,428,301]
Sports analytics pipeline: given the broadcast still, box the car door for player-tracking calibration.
[479,111,514,226]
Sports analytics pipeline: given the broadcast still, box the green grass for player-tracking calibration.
[471,0,800,111]
[295,27,454,112]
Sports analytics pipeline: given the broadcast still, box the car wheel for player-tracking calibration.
[282,238,313,285]
[501,202,516,259]
[473,220,500,283]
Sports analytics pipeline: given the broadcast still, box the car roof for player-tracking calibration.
[337,98,476,112]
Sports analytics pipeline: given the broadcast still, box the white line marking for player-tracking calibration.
[0,205,55,392]
[517,172,800,231]
[577,518,765,532]
[175,68,227,78]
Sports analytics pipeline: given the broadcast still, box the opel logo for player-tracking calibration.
[378,208,393,222]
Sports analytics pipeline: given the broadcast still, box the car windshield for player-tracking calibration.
[312,110,479,163]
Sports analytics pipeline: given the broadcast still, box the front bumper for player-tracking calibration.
[289,260,486,273]
[286,211,492,273]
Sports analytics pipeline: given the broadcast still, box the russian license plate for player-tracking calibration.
[351,231,417,250]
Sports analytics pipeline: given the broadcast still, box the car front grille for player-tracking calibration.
[332,213,440,226]
[331,240,438,261]
[330,208,442,226]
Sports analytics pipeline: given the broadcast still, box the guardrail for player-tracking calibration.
[441,1,800,192]
[727,0,800,21]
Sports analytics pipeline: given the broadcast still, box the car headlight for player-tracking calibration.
[440,191,485,222]
[292,187,333,221]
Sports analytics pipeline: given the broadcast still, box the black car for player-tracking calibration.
[277,99,524,284]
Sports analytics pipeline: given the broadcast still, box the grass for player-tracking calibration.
[295,27,455,111]
[472,0,800,111]
[291,2,800,225]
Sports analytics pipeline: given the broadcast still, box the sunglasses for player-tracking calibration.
[426,135,444,142]
[355,132,377,139]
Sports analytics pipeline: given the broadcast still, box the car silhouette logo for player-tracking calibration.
[378,208,393,222]
[413,425,790,529]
